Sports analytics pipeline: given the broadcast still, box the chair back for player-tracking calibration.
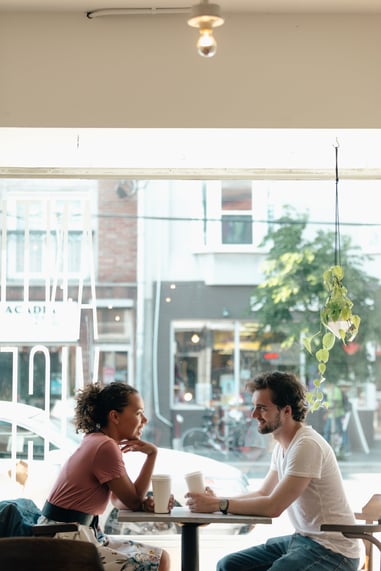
[356,494,381,523]
[0,537,104,570]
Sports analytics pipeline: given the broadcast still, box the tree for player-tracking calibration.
[250,207,381,391]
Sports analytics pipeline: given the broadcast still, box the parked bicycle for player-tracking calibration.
[180,406,267,462]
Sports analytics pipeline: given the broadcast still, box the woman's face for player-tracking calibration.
[116,392,148,440]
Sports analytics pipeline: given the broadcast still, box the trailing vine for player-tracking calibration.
[303,265,361,411]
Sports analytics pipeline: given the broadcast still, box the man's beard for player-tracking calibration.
[257,411,281,434]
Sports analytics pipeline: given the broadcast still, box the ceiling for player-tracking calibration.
[1,0,381,14]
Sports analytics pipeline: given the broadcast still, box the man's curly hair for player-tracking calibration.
[246,370,308,422]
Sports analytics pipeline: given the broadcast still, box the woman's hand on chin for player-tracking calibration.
[119,439,158,456]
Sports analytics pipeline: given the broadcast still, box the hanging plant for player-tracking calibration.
[302,143,361,411]
[321,265,361,342]
[303,264,361,411]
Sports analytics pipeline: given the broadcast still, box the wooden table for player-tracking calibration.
[118,506,272,571]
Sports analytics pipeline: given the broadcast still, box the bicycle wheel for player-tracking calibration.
[181,428,210,452]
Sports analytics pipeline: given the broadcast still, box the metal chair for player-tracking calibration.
[321,494,381,571]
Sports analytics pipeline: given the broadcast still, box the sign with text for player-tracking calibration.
[0,301,81,342]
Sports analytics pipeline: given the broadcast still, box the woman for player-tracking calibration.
[38,381,172,571]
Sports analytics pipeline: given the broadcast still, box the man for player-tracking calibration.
[185,370,360,571]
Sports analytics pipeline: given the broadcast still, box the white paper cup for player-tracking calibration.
[185,470,205,493]
[151,474,172,513]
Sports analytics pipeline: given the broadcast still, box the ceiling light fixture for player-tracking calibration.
[87,7,190,18]
[187,0,224,58]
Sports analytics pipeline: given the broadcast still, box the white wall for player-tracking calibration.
[2,128,381,173]
[1,12,381,127]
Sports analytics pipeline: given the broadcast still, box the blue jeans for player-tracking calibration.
[216,533,359,571]
[0,498,42,537]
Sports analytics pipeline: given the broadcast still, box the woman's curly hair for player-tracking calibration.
[74,381,138,433]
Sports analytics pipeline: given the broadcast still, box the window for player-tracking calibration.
[204,180,267,249]
[172,321,298,408]
[8,230,84,276]
[4,189,95,280]
[1,127,381,486]
[94,347,130,384]
[97,307,133,340]
[221,181,253,245]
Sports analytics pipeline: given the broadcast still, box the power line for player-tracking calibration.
[96,212,381,227]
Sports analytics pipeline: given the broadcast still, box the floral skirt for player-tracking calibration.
[37,516,162,571]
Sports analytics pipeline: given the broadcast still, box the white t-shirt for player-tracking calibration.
[270,425,360,559]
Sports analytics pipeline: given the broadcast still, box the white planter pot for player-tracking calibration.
[327,320,350,338]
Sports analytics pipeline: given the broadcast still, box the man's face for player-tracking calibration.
[251,388,282,435]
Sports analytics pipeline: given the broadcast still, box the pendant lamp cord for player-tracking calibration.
[334,140,341,267]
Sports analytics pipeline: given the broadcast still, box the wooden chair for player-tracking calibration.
[0,536,104,570]
[321,494,381,571]
[0,516,104,571]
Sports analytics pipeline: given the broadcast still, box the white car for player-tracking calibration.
[0,400,81,460]
[103,446,253,536]
[0,400,252,535]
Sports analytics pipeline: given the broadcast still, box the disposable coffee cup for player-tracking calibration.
[185,470,205,493]
[151,474,172,513]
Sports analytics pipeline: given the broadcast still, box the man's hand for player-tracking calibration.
[185,487,219,513]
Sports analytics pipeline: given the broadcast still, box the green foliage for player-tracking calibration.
[250,207,380,411]
[320,265,361,342]
[303,265,361,409]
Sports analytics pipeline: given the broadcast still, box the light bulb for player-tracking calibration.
[197,27,217,57]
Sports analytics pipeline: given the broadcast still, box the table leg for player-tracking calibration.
[181,523,200,571]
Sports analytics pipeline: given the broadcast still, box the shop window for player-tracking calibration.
[97,307,133,341]
[94,347,130,385]
[173,321,300,409]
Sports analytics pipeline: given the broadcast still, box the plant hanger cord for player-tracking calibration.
[334,141,341,267]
